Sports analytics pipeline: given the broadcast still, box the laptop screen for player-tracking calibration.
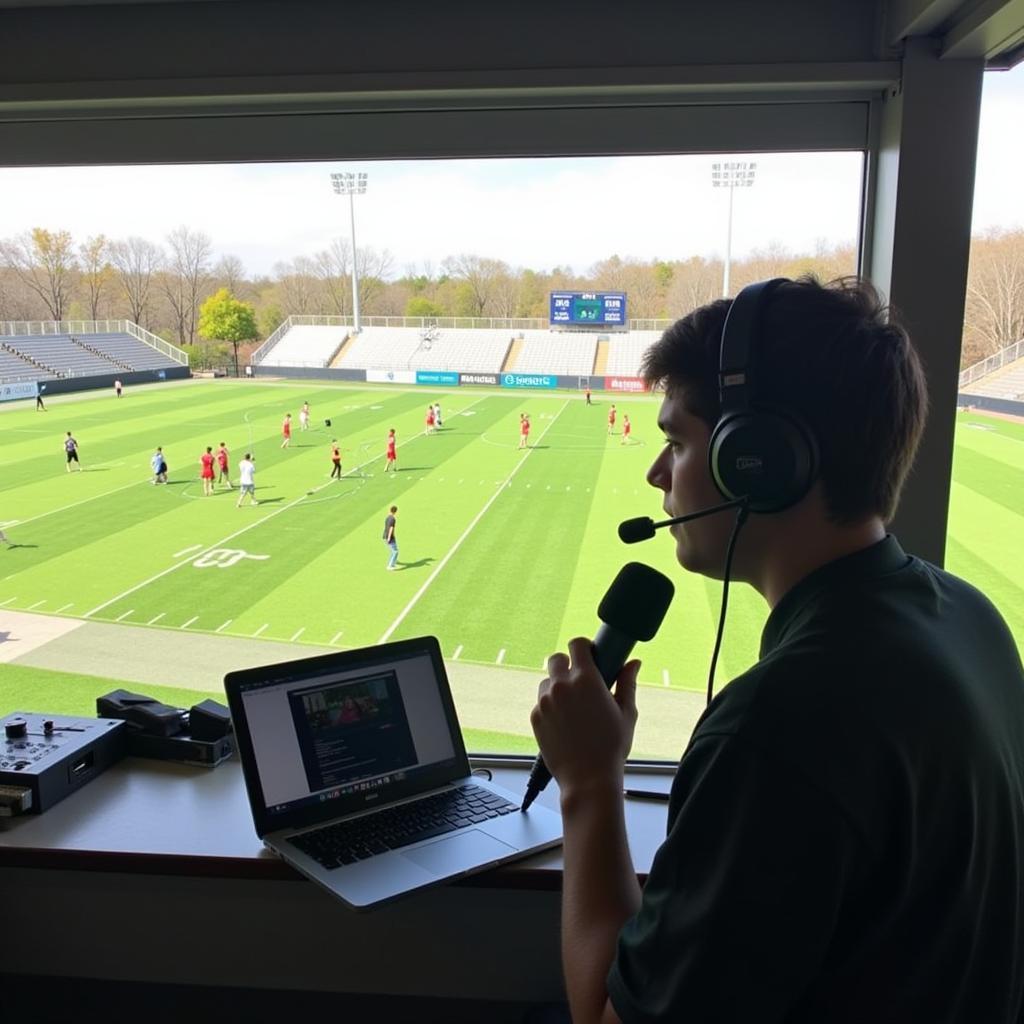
[226,638,467,834]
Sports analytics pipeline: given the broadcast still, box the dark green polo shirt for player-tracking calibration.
[608,536,1024,1023]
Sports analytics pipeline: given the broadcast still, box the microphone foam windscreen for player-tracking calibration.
[618,517,656,544]
[598,562,675,641]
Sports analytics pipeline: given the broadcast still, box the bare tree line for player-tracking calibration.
[1,225,1022,370]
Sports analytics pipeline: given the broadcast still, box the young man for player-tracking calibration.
[64,432,81,472]
[216,442,231,488]
[114,378,123,398]
[433,401,442,428]
[280,413,292,449]
[383,505,398,570]
[330,439,342,479]
[620,414,631,445]
[585,386,592,406]
[36,385,47,412]
[607,403,617,434]
[425,405,435,434]
[236,454,258,507]
[151,447,166,484]
[299,401,310,431]
[529,277,1024,1024]
[199,446,215,496]
[519,413,530,449]
[384,428,397,472]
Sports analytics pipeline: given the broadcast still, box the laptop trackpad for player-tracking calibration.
[401,830,516,877]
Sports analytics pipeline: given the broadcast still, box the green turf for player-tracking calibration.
[1,385,1022,760]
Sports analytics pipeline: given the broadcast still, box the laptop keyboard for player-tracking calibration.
[288,784,519,869]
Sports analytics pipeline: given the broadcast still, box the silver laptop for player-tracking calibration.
[224,636,563,910]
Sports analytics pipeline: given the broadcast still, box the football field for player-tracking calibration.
[0,381,1020,757]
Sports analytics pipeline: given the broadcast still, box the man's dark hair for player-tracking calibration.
[641,276,928,524]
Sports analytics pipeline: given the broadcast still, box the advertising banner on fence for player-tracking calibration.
[1,381,39,403]
[367,369,416,385]
[459,373,499,387]
[416,370,460,387]
[604,376,648,393]
[501,373,557,390]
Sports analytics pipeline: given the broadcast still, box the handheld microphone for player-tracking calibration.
[618,497,749,544]
[521,562,675,811]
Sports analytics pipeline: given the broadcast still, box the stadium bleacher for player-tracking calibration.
[0,344,58,381]
[4,336,117,377]
[604,331,661,376]
[0,330,182,382]
[82,332,181,371]
[511,331,598,375]
[260,324,350,368]
[334,327,513,372]
[254,321,665,377]
[964,357,1024,401]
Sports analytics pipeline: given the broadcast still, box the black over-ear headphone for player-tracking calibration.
[708,278,820,514]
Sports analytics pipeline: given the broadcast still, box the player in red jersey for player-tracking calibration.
[330,439,342,479]
[519,412,531,449]
[608,404,617,434]
[280,413,292,449]
[384,428,397,472]
[216,442,232,487]
[426,405,436,434]
[621,414,632,445]
[199,446,215,496]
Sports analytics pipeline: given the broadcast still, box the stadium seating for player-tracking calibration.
[0,344,58,381]
[510,331,598,375]
[252,323,673,377]
[964,357,1024,401]
[334,327,513,372]
[259,324,351,367]
[604,331,662,376]
[82,332,180,371]
[0,332,181,381]
[4,336,117,377]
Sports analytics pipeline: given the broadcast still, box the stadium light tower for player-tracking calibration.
[711,160,756,297]
[330,171,368,332]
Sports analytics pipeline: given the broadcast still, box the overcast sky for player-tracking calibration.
[0,65,1020,279]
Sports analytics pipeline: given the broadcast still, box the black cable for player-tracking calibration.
[706,503,750,707]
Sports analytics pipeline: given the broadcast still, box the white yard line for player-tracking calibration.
[662,669,671,688]
[148,612,165,625]
[54,603,74,614]
[26,600,45,610]
[378,399,570,644]
[452,644,463,660]
[0,597,17,607]
[253,623,268,637]
[83,481,334,618]
[329,630,344,645]
[173,544,204,558]
[81,396,492,621]
[115,609,134,622]
[496,648,506,665]
[216,620,232,633]
[181,616,198,629]
[290,627,305,642]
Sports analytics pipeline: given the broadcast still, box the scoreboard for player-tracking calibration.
[549,291,626,327]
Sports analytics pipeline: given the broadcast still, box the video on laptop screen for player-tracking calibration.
[239,649,458,819]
